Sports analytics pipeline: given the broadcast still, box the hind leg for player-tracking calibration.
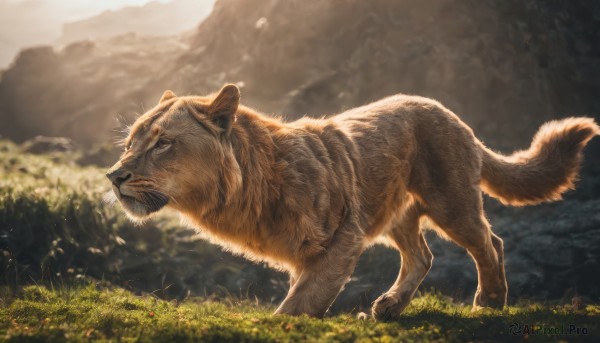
[487,232,507,308]
[424,187,507,309]
[372,205,433,320]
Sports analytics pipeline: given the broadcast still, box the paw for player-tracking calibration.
[473,291,506,310]
[356,312,370,320]
[372,293,401,321]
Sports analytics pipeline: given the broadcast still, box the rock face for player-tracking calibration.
[0,0,599,304]
[0,35,190,146]
[160,0,600,150]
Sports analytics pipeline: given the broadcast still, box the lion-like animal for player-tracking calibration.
[107,84,599,320]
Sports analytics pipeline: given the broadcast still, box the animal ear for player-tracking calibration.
[159,90,177,103]
[208,84,240,132]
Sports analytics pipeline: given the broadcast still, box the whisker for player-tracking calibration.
[103,191,117,205]
[138,189,170,211]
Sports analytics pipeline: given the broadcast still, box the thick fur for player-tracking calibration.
[480,117,599,205]
[107,85,599,320]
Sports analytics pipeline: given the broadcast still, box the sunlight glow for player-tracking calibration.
[4,0,170,21]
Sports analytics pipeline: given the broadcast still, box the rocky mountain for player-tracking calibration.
[0,34,190,146]
[2,0,599,150]
[0,0,214,70]
[1,0,599,302]
[58,0,215,45]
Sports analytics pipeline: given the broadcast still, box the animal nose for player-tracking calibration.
[106,169,132,187]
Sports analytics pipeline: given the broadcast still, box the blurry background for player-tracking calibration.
[1,0,599,312]
[0,0,215,69]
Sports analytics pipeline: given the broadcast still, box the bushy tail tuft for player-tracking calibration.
[480,117,599,206]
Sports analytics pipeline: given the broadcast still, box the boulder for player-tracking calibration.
[21,136,77,154]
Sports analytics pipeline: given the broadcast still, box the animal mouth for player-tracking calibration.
[112,184,169,215]
[139,190,170,212]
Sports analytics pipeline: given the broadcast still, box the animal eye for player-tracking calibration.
[154,138,172,152]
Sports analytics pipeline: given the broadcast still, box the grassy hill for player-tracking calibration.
[1,285,598,342]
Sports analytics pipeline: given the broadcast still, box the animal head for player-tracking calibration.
[106,84,243,221]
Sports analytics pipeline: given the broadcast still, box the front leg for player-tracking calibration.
[275,222,364,317]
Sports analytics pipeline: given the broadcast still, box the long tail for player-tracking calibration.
[480,117,599,206]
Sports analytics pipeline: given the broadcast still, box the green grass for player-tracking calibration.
[0,285,598,342]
